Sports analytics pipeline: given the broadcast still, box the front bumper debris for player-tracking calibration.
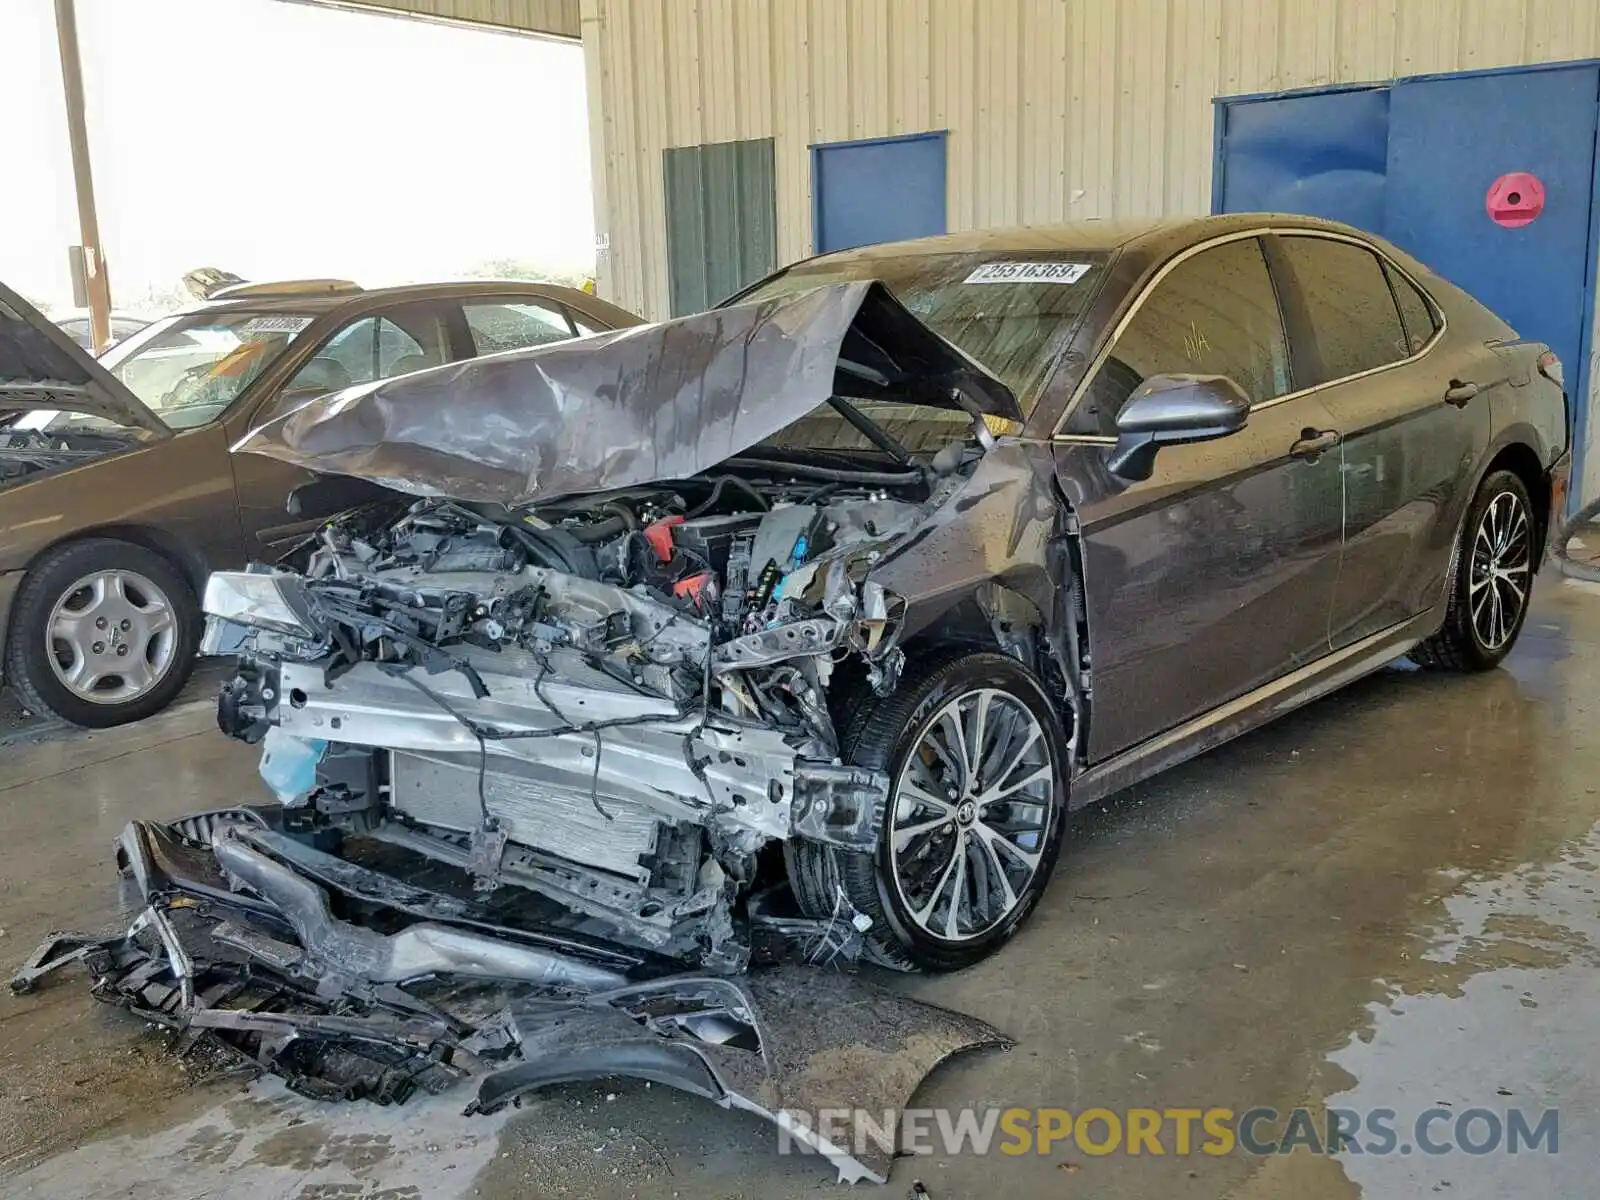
[13,809,1007,1184]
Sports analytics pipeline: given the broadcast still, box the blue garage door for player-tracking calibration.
[1217,65,1600,494]
[1385,67,1599,403]
[1217,87,1390,231]
[812,132,947,254]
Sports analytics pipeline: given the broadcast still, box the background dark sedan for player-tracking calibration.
[0,279,639,727]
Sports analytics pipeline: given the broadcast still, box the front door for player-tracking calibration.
[1058,236,1346,762]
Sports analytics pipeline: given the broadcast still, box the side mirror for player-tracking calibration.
[1105,374,1250,481]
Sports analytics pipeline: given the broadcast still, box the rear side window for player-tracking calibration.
[463,301,576,354]
[1385,264,1439,354]
[1276,236,1410,385]
[1071,237,1290,435]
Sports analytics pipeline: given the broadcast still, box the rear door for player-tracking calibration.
[1059,236,1346,761]
[1266,233,1491,647]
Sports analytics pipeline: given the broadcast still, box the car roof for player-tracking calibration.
[190,280,629,319]
[799,213,1385,268]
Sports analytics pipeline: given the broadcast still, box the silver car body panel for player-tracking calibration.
[232,281,1021,507]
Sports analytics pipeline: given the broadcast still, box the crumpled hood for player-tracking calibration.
[0,280,167,434]
[233,281,1020,507]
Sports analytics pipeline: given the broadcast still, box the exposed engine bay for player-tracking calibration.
[208,460,964,969]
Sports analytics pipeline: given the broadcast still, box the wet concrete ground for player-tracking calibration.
[3,581,1599,1198]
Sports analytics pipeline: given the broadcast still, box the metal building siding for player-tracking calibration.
[585,0,1600,319]
[333,0,580,38]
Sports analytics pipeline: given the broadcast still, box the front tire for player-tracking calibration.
[789,652,1069,971]
[4,538,199,728]
[1413,469,1536,672]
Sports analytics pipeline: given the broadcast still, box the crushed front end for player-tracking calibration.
[206,473,935,971]
[15,808,1005,1184]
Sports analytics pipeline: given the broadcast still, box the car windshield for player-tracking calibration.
[16,309,318,433]
[733,250,1106,453]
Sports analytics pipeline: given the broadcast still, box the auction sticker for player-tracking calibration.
[242,315,315,335]
[964,261,1092,284]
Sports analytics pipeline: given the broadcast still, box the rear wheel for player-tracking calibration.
[4,539,199,727]
[788,652,1069,971]
[1413,469,1536,672]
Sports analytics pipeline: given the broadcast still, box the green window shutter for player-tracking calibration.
[664,137,777,316]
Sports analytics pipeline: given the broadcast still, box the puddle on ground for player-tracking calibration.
[1237,823,1600,1199]
[1322,824,1600,1197]
[2,1077,515,1200]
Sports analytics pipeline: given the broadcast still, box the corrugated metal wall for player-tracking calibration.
[582,0,1600,319]
[322,0,579,39]
[663,138,777,314]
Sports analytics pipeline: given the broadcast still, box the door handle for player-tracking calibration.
[1444,379,1480,406]
[1290,428,1341,461]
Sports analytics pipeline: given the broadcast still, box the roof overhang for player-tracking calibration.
[275,0,579,42]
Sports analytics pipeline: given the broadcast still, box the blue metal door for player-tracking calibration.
[812,132,947,254]
[1384,66,1600,403]
[1215,87,1390,230]
[1217,64,1600,502]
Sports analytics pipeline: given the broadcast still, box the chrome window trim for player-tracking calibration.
[1052,227,1449,435]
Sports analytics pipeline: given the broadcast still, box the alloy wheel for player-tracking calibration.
[887,688,1056,942]
[46,569,179,704]
[1469,490,1532,651]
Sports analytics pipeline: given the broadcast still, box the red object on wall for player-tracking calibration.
[1485,171,1546,228]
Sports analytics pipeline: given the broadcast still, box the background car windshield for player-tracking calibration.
[734,251,1105,453]
[19,310,316,434]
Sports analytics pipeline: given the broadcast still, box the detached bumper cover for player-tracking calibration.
[14,810,1006,1184]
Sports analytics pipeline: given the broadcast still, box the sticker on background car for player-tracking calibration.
[240,315,315,334]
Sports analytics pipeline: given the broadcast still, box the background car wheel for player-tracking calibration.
[4,538,199,728]
[1413,469,1536,672]
[788,651,1070,971]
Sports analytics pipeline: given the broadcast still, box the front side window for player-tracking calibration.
[1276,237,1410,385]
[19,310,321,432]
[1071,238,1290,436]
[463,301,575,355]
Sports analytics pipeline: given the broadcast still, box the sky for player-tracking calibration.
[0,0,595,312]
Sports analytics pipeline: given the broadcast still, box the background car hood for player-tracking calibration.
[0,280,167,435]
[234,281,1021,507]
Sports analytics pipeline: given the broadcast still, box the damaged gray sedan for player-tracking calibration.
[206,213,1568,977]
[198,214,1568,982]
[206,272,1068,976]
[20,215,1569,1178]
